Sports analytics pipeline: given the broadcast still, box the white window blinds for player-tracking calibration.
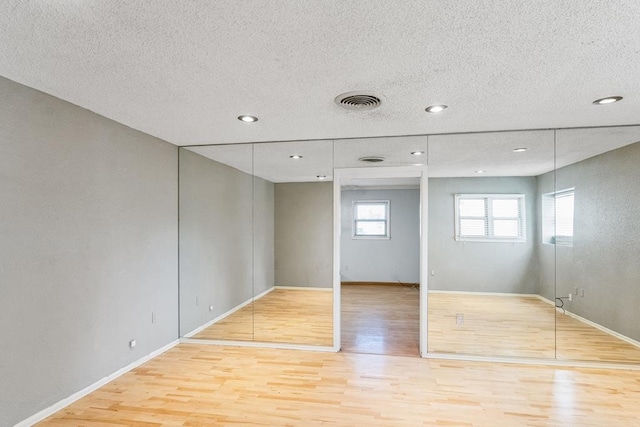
[455,194,526,242]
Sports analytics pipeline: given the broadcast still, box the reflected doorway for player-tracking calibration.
[337,174,422,357]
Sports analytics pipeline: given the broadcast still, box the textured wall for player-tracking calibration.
[540,141,640,342]
[179,150,274,335]
[274,182,333,288]
[0,76,178,426]
[340,189,420,283]
[428,177,539,293]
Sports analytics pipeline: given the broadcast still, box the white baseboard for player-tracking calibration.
[184,287,276,338]
[428,290,539,298]
[274,286,332,291]
[180,337,337,353]
[535,295,640,350]
[15,339,179,427]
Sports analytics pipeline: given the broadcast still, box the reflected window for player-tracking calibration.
[353,200,390,239]
[454,194,526,242]
[542,188,574,246]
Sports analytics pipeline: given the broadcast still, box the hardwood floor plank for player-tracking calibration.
[39,344,640,426]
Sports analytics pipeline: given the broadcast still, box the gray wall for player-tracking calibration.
[340,189,420,283]
[274,182,333,288]
[179,150,274,335]
[539,142,640,342]
[428,177,539,293]
[0,76,179,426]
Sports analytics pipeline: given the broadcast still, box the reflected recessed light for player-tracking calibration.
[475,170,485,174]
[513,148,528,152]
[592,96,623,105]
[238,115,258,122]
[289,155,303,159]
[425,104,448,113]
[316,175,327,180]
[411,151,425,156]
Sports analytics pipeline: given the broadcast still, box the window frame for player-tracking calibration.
[454,193,527,243]
[352,200,391,240]
[542,188,575,246]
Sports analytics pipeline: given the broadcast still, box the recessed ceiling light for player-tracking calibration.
[289,155,303,159]
[513,148,528,152]
[475,170,485,174]
[238,115,258,122]
[316,175,327,180]
[411,151,425,156]
[592,96,623,105]
[425,104,448,113]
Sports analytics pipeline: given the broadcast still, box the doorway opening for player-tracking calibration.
[333,167,428,357]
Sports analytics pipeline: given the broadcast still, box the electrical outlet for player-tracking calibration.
[456,313,464,325]
[580,289,585,297]
[129,340,136,348]
[209,305,214,311]
[152,311,157,323]
[568,293,572,302]
[430,270,435,276]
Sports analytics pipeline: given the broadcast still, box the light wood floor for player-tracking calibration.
[428,292,640,363]
[194,288,333,346]
[39,344,640,426]
[342,284,420,356]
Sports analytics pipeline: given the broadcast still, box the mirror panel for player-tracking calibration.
[555,126,640,364]
[252,140,334,346]
[427,130,557,358]
[178,144,255,340]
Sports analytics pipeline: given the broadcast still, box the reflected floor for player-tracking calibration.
[341,284,420,357]
[194,288,333,346]
[429,292,640,363]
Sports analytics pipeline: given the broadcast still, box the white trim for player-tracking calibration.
[429,290,541,298]
[15,340,179,427]
[536,295,640,349]
[423,352,640,371]
[180,338,337,353]
[274,286,332,291]
[184,287,275,338]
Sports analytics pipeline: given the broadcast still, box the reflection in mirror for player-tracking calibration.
[335,136,427,357]
[179,140,335,347]
[554,126,640,364]
[179,144,255,340]
[252,140,334,346]
[427,130,557,358]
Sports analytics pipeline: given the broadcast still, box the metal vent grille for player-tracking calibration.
[335,91,382,110]
[358,156,385,163]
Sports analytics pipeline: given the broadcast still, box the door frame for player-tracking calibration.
[332,166,429,356]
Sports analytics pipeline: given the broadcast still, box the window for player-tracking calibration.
[454,194,526,242]
[353,200,390,239]
[542,188,574,246]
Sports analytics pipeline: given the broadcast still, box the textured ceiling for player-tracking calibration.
[1,1,639,147]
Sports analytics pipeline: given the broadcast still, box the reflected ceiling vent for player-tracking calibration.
[335,91,383,110]
[358,156,385,163]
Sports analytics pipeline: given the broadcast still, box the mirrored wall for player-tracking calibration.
[178,125,640,365]
[179,140,334,347]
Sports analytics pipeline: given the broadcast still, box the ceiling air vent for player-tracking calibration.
[358,156,385,163]
[335,91,383,110]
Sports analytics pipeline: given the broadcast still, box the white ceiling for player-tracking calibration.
[1,1,640,147]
